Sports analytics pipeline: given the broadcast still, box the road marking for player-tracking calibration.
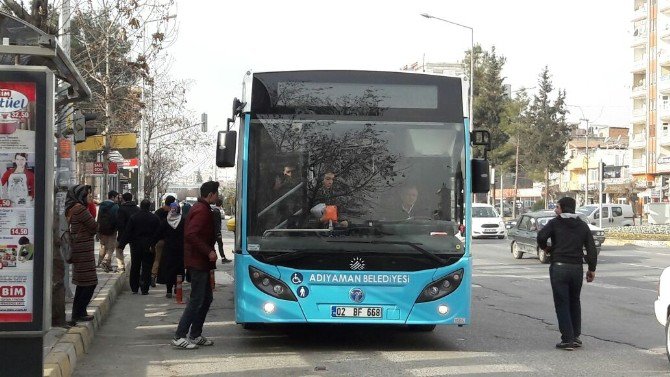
[409,364,533,376]
[381,351,495,362]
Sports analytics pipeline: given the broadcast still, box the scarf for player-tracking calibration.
[167,203,182,229]
[65,184,88,213]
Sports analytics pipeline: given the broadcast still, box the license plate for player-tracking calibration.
[331,306,382,318]
[484,229,497,233]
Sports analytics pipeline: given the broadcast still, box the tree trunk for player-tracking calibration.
[513,138,520,218]
[545,168,549,209]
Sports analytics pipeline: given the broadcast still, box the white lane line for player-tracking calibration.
[381,351,495,362]
[410,364,534,376]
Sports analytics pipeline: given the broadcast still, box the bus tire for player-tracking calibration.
[512,242,523,259]
[408,324,436,332]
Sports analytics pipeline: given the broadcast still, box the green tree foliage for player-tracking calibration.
[525,66,572,175]
[464,45,510,166]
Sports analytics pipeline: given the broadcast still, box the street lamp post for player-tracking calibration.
[581,117,589,205]
[420,13,474,130]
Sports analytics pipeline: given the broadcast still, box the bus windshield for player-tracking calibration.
[246,116,465,263]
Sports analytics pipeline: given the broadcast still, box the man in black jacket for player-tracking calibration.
[537,196,597,351]
[118,199,160,295]
[114,192,139,273]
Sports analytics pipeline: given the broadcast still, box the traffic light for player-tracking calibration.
[73,110,99,143]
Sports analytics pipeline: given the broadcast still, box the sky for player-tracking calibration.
[166,0,632,178]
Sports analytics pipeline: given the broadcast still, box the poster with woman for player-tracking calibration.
[0,81,36,323]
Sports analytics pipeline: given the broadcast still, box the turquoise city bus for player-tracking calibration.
[217,70,491,330]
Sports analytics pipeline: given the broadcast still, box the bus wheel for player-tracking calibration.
[408,324,436,332]
[512,242,523,259]
[538,249,550,264]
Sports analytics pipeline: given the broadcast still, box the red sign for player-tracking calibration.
[122,158,138,168]
[93,162,118,174]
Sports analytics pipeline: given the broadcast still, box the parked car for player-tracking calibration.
[505,217,520,229]
[655,266,670,362]
[576,204,635,228]
[507,210,603,263]
[471,203,506,239]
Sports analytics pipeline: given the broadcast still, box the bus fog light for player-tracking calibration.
[273,285,284,295]
[438,305,449,315]
[263,302,276,314]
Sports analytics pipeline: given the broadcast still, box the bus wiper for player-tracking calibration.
[325,240,448,266]
[263,249,352,263]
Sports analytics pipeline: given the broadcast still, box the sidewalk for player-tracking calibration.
[43,232,236,377]
[43,245,130,377]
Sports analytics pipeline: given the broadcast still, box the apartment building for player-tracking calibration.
[632,0,670,201]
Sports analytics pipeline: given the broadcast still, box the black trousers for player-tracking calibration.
[550,262,583,342]
[129,244,155,294]
[72,285,96,319]
[216,237,224,258]
[175,269,213,339]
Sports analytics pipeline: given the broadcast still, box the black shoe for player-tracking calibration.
[166,292,172,298]
[221,258,232,264]
[73,315,94,322]
[573,337,582,348]
[151,276,157,287]
[141,291,149,295]
[556,341,574,351]
[131,291,138,294]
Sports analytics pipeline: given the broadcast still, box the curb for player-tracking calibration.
[43,269,128,377]
[603,239,670,248]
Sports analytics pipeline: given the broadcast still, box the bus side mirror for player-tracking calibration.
[216,131,237,168]
[471,159,490,194]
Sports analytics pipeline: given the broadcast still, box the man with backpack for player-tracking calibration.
[97,191,120,272]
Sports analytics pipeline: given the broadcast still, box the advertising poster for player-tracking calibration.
[0,82,36,323]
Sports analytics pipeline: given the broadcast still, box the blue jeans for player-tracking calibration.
[550,263,583,342]
[175,269,213,339]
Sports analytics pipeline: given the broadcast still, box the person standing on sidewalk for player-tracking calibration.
[211,198,231,263]
[152,202,185,298]
[65,184,98,325]
[151,195,176,287]
[118,199,160,295]
[172,181,219,349]
[97,190,120,272]
[537,196,598,351]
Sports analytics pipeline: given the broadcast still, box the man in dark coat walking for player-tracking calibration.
[537,196,598,351]
[118,199,160,295]
[172,181,219,349]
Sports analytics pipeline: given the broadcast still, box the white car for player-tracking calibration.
[655,266,670,362]
[471,203,506,239]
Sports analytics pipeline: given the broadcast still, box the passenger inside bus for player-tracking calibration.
[310,169,349,228]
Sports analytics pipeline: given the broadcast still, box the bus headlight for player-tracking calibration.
[249,266,297,301]
[416,268,464,303]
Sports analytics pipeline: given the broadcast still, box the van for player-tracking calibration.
[576,204,635,227]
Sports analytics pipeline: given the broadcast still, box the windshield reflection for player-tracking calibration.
[247,117,465,256]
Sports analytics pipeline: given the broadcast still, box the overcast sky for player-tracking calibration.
[167,0,632,177]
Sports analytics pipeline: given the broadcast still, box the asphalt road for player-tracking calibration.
[73,235,670,376]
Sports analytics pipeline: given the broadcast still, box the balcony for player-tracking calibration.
[632,56,647,72]
[630,132,647,148]
[633,5,647,21]
[632,107,647,123]
[658,154,670,172]
[632,30,647,47]
[660,130,670,146]
[631,158,647,173]
[661,0,670,13]
[567,181,583,191]
[631,84,647,98]
[660,75,670,93]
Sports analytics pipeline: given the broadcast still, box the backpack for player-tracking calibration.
[97,203,116,235]
[61,213,76,264]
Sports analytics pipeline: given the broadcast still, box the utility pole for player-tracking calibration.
[581,118,590,205]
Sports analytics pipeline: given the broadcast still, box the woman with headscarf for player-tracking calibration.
[65,184,98,324]
[152,202,185,298]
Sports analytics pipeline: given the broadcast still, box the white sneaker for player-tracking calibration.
[189,335,213,346]
[171,337,198,349]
